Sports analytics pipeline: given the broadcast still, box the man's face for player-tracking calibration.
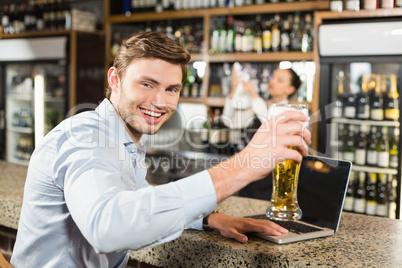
[111,58,182,143]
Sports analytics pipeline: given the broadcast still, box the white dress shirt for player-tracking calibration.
[11,99,217,268]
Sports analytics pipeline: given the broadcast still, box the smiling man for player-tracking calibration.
[11,32,310,268]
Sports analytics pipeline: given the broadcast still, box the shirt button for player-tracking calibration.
[131,148,135,153]
[197,214,203,219]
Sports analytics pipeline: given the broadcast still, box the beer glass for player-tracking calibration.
[266,104,308,221]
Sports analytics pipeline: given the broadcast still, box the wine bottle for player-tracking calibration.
[385,74,399,121]
[253,15,263,54]
[343,124,356,163]
[387,175,397,219]
[301,13,313,53]
[365,172,377,215]
[370,75,384,121]
[334,123,347,160]
[353,171,366,214]
[344,73,356,119]
[389,127,399,169]
[366,126,378,166]
[376,173,388,217]
[226,16,235,53]
[332,71,345,118]
[355,124,368,166]
[356,74,370,119]
[280,20,291,52]
[271,14,281,52]
[377,126,389,168]
[343,171,356,212]
[262,19,272,52]
[290,11,302,51]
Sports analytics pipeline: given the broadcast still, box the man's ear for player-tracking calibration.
[287,86,295,97]
[108,67,120,94]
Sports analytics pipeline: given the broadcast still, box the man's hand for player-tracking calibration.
[207,213,288,243]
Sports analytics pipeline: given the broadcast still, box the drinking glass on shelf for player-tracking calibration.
[265,103,309,221]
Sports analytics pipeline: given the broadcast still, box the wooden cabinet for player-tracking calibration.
[104,1,330,108]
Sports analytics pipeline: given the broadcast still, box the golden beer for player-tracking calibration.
[266,104,307,221]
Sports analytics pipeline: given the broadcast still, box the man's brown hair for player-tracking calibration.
[106,32,191,99]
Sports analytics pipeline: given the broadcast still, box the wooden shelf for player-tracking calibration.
[207,51,314,62]
[316,8,402,21]
[108,1,330,23]
[0,30,104,39]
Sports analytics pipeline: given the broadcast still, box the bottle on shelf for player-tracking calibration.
[280,19,291,52]
[370,74,384,121]
[343,124,356,163]
[366,126,378,166]
[290,11,302,52]
[387,175,397,219]
[365,172,377,216]
[253,14,263,54]
[332,70,346,118]
[389,127,399,169]
[271,14,281,52]
[376,173,388,217]
[234,19,244,53]
[356,74,370,119]
[226,16,235,53]
[355,124,368,166]
[353,171,366,214]
[301,13,313,53]
[334,123,347,160]
[262,18,272,52]
[343,72,356,119]
[377,126,390,168]
[385,74,399,121]
[208,108,229,154]
[344,170,356,212]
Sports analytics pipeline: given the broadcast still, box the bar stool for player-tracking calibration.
[0,250,14,268]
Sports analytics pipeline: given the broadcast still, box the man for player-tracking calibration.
[11,32,310,267]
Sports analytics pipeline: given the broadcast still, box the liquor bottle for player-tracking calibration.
[226,16,235,53]
[290,12,302,51]
[370,75,384,121]
[389,127,399,169]
[355,124,368,166]
[218,23,227,54]
[356,74,370,119]
[366,126,378,166]
[330,0,343,12]
[345,0,360,11]
[376,173,388,217]
[209,109,229,154]
[262,19,272,52]
[363,0,377,10]
[344,171,356,212]
[234,20,244,53]
[377,126,389,168]
[35,2,44,31]
[271,14,281,52]
[334,123,347,159]
[367,73,376,99]
[365,172,377,215]
[387,175,397,219]
[353,171,366,214]
[210,23,220,54]
[381,0,394,8]
[332,71,345,118]
[344,94,357,119]
[253,15,263,54]
[280,20,291,52]
[242,27,254,53]
[385,74,399,121]
[301,13,313,53]
[343,124,356,163]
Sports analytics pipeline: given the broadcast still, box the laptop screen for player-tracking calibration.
[297,156,352,231]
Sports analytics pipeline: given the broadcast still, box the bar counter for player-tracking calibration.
[1,160,402,267]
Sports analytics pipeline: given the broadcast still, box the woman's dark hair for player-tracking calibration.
[286,68,302,98]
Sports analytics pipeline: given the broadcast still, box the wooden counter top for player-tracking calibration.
[1,160,402,267]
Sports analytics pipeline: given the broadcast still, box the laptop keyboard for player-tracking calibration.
[271,220,323,234]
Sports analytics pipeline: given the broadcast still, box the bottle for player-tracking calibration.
[280,20,291,52]
[365,172,377,215]
[1,2,10,34]
[345,0,360,11]
[253,15,263,54]
[301,13,313,53]
[387,175,397,219]
[234,20,244,53]
[366,126,378,166]
[377,126,390,168]
[343,171,356,212]
[355,124,368,166]
[344,73,356,119]
[218,22,227,54]
[226,16,235,53]
[209,109,229,154]
[35,2,45,31]
[271,14,281,52]
[262,19,272,52]
[385,74,399,121]
[376,173,388,217]
[332,71,345,118]
[389,127,399,169]
[343,124,356,163]
[353,171,366,214]
[356,74,370,119]
[364,0,377,10]
[334,123,347,159]
[370,75,384,121]
[290,12,302,52]
[330,0,343,12]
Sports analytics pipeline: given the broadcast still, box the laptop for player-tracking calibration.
[246,156,352,244]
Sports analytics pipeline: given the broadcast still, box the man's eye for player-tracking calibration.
[166,88,178,93]
[142,83,151,88]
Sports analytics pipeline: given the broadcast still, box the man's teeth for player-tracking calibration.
[142,109,162,118]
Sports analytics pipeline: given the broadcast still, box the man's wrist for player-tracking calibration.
[203,210,218,230]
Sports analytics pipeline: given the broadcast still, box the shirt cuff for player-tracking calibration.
[174,170,217,228]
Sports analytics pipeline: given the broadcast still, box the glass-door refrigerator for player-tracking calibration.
[0,37,68,165]
[317,20,402,220]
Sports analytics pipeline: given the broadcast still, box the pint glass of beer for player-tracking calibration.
[266,103,308,221]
